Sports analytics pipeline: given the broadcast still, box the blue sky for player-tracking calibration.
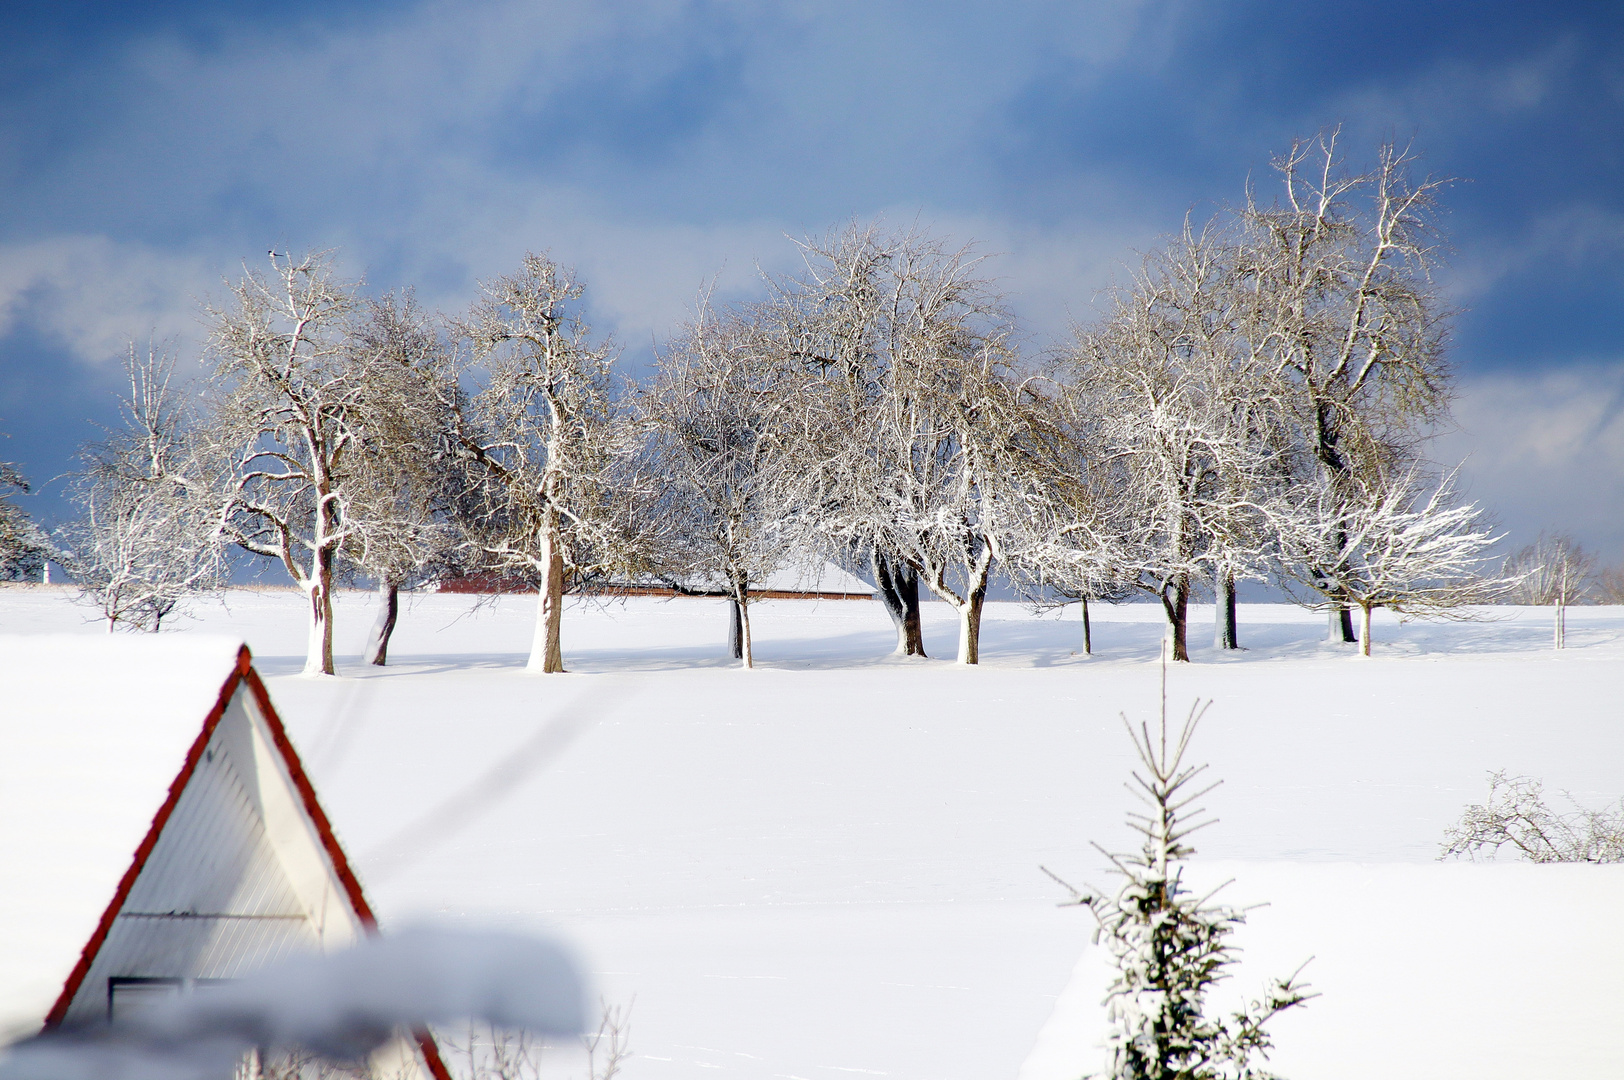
[3,0,1622,562]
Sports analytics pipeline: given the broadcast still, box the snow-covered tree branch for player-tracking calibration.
[1236,130,1455,643]
[0,450,49,584]
[1058,225,1287,661]
[1502,533,1595,649]
[1277,465,1499,655]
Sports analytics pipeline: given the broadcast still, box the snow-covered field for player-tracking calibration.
[5,586,1623,1079]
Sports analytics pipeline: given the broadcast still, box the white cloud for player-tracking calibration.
[0,236,219,368]
[1437,363,1624,564]
[0,0,1167,373]
[1440,201,1624,308]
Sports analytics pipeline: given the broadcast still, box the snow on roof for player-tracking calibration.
[659,559,876,596]
[752,559,874,596]
[0,635,245,1040]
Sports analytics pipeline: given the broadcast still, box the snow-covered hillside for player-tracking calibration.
[4,586,1622,1079]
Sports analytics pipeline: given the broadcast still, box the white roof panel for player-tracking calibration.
[0,635,245,1039]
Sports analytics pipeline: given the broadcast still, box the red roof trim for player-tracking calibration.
[43,645,250,1028]
[44,646,452,1080]
[237,664,452,1079]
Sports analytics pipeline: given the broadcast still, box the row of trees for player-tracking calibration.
[0,133,1591,671]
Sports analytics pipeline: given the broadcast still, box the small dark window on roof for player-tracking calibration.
[106,977,182,1022]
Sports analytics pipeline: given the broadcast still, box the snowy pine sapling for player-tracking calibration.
[1440,771,1624,863]
[1045,682,1312,1079]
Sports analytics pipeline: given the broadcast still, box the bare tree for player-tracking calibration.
[1278,465,1497,655]
[640,302,803,667]
[59,343,224,631]
[201,251,364,676]
[456,253,629,673]
[1064,228,1285,662]
[770,224,1037,664]
[758,224,930,657]
[0,450,49,583]
[1596,564,1624,605]
[1502,532,1594,649]
[341,293,473,665]
[1236,130,1454,643]
[998,367,1133,657]
[1442,771,1624,863]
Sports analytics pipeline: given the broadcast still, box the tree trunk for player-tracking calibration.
[1160,575,1190,662]
[1554,601,1566,650]
[1214,570,1239,650]
[528,518,566,673]
[1080,596,1092,656]
[303,566,336,676]
[873,551,926,656]
[1360,601,1373,657]
[956,585,986,665]
[1328,602,1355,643]
[728,599,744,660]
[738,593,754,669]
[1322,514,1357,644]
[366,580,400,666]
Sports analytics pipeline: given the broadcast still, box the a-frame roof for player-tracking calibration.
[0,636,447,1077]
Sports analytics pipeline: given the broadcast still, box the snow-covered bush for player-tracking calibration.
[1441,771,1624,863]
[1047,688,1311,1079]
[0,456,50,582]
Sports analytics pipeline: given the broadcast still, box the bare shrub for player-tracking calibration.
[445,1001,630,1080]
[1441,771,1624,863]
[1590,564,1624,605]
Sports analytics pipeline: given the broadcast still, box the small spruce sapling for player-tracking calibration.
[1044,672,1312,1079]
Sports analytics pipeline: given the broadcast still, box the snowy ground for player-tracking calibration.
[5,585,1623,1079]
